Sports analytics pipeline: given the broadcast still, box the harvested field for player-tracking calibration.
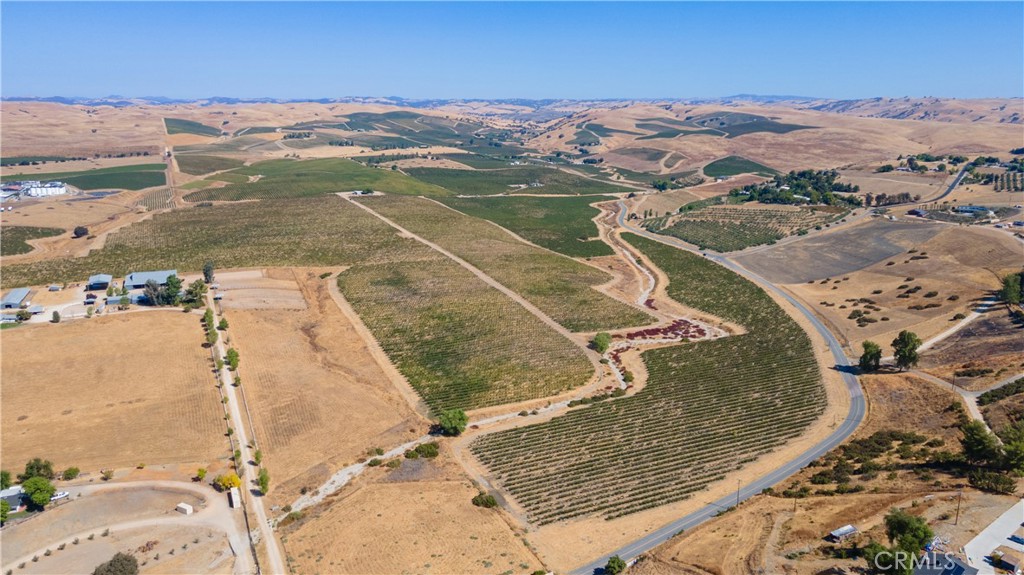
[652,203,846,252]
[217,270,307,310]
[471,233,824,524]
[359,194,651,332]
[1,312,224,471]
[1,195,413,288]
[227,269,423,507]
[282,480,542,575]
[337,250,593,412]
[0,194,133,230]
[733,217,945,284]
[438,195,613,258]
[1,163,167,191]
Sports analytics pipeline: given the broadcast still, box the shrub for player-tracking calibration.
[471,492,499,508]
[61,467,80,480]
[367,458,382,467]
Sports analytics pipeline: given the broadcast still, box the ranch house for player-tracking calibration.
[1,287,31,309]
[124,269,178,290]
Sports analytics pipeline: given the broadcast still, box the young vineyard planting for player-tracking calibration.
[358,195,652,332]
[336,251,592,413]
[470,234,825,524]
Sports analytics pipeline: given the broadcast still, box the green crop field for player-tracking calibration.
[585,123,640,138]
[175,155,245,176]
[1,163,167,191]
[438,154,522,169]
[0,196,415,288]
[1,226,65,256]
[652,205,845,252]
[439,196,613,258]
[164,118,223,137]
[359,195,651,332]
[182,158,448,202]
[470,233,824,524]
[703,156,777,178]
[337,253,592,413]
[405,166,629,196]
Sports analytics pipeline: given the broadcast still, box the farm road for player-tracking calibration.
[565,203,868,575]
[206,292,287,575]
[1,480,251,575]
[911,369,1024,434]
[882,295,1000,362]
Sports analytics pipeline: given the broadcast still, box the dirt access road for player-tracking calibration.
[1,480,250,575]
[206,291,287,575]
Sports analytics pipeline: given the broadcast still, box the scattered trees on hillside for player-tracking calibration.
[859,341,882,372]
[891,331,922,371]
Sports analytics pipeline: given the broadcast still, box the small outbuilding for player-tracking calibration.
[1,287,31,309]
[0,486,26,513]
[828,524,859,542]
[176,502,194,516]
[87,274,113,290]
[912,553,977,575]
[995,547,1023,575]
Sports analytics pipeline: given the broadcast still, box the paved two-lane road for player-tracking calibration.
[568,205,867,575]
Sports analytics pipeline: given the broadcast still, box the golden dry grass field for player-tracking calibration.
[224,269,425,508]
[1,311,225,472]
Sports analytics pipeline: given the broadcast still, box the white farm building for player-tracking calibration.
[24,182,68,197]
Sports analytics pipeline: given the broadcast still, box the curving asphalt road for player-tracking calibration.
[568,204,867,575]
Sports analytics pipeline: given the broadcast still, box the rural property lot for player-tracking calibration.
[226,268,425,507]
[1,312,225,471]
[732,217,945,284]
[282,480,542,575]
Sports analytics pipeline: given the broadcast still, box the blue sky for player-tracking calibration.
[2,2,1022,99]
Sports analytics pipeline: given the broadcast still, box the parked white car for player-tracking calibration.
[50,491,69,501]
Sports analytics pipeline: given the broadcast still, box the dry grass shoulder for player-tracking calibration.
[1,311,225,472]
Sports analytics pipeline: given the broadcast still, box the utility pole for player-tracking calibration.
[736,479,741,508]
[954,490,963,525]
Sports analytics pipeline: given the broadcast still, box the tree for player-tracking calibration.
[92,552,139,575]
[438,408,468,436]
[196,468,207,481]
[258,468,270,495]
[859,341,882,372]
[1000,272,1022,305]
[15,309,31,321]
[0,470,10,490]
[226,348,240,370]
[164,275,182,305]
[862,540,893,574]
[215,473,241,491]
[254,450,263,465]
[51,310,61,323]
[471,492,498,508]
[22,476,56,508]
[207,329,219,346]
[143,279,162,306]
[218,318,228,330]
[605,555,627,575]
[1,499,9,524]
[960,420,1002,465]
[20,458,55,481]
[592,332,612,354]
[203,261,215,284]
[62,467,80,480]
[884,508,933,554]
[184,279,207,304]
[73,226,89,238]
[891,331,922,371]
